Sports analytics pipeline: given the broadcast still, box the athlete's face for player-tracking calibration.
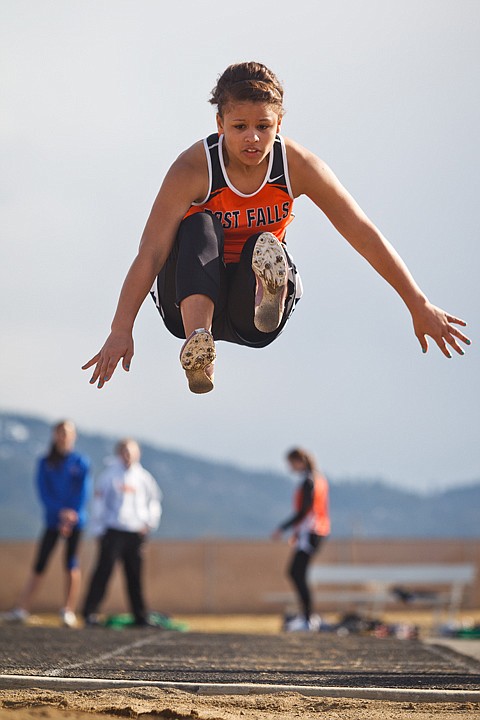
[118,441,140,468]
[288,458,306,474]
[53,422,76,455]
[217,102,281,168]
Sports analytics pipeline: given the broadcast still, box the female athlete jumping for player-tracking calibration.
[83,61,470,393]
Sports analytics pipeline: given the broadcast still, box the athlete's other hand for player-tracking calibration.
[58,508,78,537]
[411,301,471,358]
[82,331,134,388]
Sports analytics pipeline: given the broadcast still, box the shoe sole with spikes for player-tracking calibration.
[252,233,288,333]
[180,329,216,394]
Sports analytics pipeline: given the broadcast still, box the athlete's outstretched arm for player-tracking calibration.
[82,144,208,387]
[287,140,471,357]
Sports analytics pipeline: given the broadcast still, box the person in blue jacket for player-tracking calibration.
[3,420,91,628]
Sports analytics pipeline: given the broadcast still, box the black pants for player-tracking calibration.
[33,526,82,573]
[288,534,324,621]
[151,211,298,347]
[82,529,146,624]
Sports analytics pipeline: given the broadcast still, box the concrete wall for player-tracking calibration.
[0,538,478,614]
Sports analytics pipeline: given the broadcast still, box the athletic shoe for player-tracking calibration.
[60,609,77,628]
[0,607,30,624]
[308,614,322,631]
[284,615,309,632]
[180,328,216,394]
[284,615,319,632]
[83,613,103,628]
[252,232,288,333]
[133,618,158,628]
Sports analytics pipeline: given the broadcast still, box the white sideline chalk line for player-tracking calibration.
[44,636,155,677]
[0,675,479,703]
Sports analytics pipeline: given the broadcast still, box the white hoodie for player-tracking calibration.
[90,458,162,536]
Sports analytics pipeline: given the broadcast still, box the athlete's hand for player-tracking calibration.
[411,301,471,358]
[82,330,134,388]
[58,508,78,537]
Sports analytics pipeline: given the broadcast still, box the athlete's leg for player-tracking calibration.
[122,532,147,625]
[226,234,296,346]
[33,527,59,575]
[150,216,300,388]
[180,295,214,338]
[151,217,299,344]
[288,534,323,622]
[13,528,59,613]
[151,212,227,339]
[63,528,82,618]
[151,212,227,392]
[288,549,312,621]
[82,529,122,619]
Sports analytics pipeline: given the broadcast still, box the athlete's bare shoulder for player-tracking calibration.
[175,140,207,170]
[283,136,336,199]
[283,136,322,163]
[167,140,209,203]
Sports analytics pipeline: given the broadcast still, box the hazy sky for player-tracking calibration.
[1,1,479,490]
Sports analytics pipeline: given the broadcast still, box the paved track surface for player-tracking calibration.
[0,626,479,692]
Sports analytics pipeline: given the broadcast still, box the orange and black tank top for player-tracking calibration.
[184,133,295,264]
[294,472,331,537]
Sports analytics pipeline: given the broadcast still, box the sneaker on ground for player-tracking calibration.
[0,607,30,624]
[308,614,322,631]
[252,232,288,333]
[83,613,103,628]
[134,618,158,628]
[60,609,78,628]
[180,328,216,394]
[284,615,318,632]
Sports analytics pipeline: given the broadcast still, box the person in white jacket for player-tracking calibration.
[82,438,161,626]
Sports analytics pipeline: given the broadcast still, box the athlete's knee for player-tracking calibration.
[178,212,224,249]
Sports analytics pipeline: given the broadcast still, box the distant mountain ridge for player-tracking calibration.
[0,410,479,540]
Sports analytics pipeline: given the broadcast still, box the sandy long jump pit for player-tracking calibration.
[0,626,479,719]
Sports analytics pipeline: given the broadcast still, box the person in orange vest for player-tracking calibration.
[272,448,330,631]
[82,61,469,395]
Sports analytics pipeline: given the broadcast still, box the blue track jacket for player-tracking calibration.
[36,452,91,529]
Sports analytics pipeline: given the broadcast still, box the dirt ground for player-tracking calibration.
[1,613,479,720]
[0,686,479,720]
